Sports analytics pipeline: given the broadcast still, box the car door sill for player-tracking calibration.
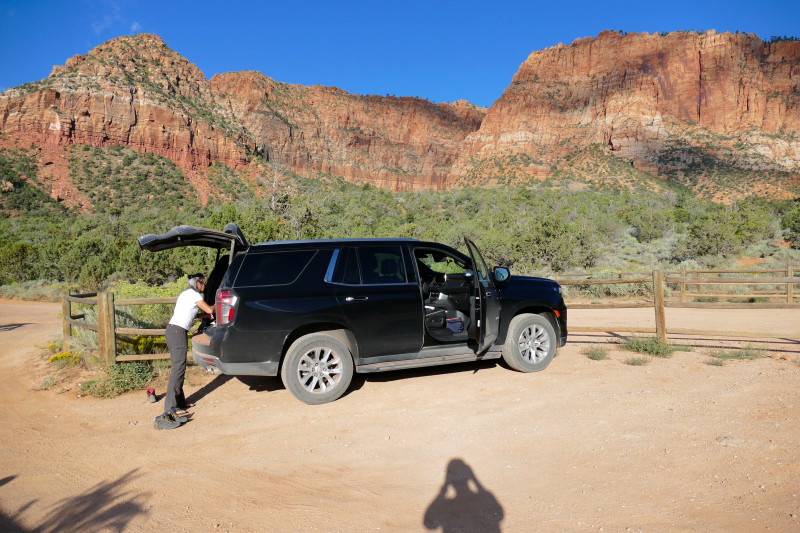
[356,352,501,373]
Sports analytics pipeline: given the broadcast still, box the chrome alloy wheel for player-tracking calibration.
[297,346,344,394]
[518,324,550,364]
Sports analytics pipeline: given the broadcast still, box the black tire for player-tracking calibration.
[280,333,354,405]
[501,313,557,373]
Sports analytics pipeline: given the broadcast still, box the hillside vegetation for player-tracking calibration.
[2,148,800,292]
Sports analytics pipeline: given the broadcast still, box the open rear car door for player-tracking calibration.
[138,223,249,305]
[138,222,249,257]
[464,237,501,352]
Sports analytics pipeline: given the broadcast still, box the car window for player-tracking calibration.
[415,249,467,274]
[233,250,316,287]
[358,246,406,284]
[465,240,490,281]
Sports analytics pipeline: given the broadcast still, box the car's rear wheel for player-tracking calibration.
[501,313,556,372]
[281,333,354,405]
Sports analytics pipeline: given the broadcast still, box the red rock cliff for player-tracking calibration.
[0,35,250,173]
[209,71,485,190]
[450,30,800,188]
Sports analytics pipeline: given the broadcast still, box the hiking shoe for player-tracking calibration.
[146,388,157,403]
[153,413,182,430]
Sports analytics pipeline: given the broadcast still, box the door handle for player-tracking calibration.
[345,296,369,301]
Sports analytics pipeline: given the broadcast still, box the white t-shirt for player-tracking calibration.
[169,289,204,330]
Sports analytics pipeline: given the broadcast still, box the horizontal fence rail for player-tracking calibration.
[559,267,800,342]
[62,290,204,364]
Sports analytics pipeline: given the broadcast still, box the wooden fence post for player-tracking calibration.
[62,292,71,352]
[680,266,686,302]
[97,292,117,366]
[788,267,794,304]
[653,270,666,343]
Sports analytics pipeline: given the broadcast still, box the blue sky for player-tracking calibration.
[1,0,798,108]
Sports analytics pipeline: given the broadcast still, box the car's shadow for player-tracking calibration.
[344,358,504,399]
[235,375,285,393]
[225,358,505,401]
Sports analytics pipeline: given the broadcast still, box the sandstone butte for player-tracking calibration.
[0,30,798,201]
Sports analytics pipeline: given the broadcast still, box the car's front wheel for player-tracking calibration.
[501,313,557,372]
[281,333,354,405]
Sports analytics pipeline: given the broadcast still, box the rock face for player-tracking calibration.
[1,31,799,199]
[0,34,485,191]
[209,71,485,190]
[0,35,251,173]
[450,30,800,196]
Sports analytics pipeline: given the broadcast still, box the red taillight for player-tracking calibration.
[215,289,238,325]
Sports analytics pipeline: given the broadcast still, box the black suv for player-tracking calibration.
[139,224,567,404]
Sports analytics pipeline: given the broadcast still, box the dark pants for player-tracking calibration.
[164,325,188,414]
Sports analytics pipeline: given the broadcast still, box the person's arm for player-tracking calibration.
[196,299,215,319]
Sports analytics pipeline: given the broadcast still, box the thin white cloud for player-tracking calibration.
[130,21,142,32]
[91,0,123,35]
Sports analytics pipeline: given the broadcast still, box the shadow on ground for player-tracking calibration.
[185,374,233,404]
[0,470,148,533]
[0,323,31,332]
[423,458,504,532]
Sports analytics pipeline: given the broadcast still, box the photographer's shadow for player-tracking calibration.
[423,458,504,533]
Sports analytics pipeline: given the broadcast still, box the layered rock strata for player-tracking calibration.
[450,30,800,186]
[1,31,799,198]
[0,35,250,173]
[209,71,485,190]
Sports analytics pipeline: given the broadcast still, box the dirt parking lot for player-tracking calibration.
[0,301,799,532]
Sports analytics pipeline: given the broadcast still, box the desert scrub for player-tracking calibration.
[694,296,719,303]
[0,280,70,302]
[619,336,692,358]
[80,361,156,398]
[37,375,64,390]
[581,345,609,360]
[707,358,725,366]
[624,356,650,366]
[708,344,765,361]
[48,352,82,368]
[112,281,182,355]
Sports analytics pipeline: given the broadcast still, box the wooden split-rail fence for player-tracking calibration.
[62,268,800,364]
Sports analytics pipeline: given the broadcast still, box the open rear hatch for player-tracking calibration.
[138,222,249,254]
[138,223,249,309]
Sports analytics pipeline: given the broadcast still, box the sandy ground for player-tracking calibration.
[0,301,799,532]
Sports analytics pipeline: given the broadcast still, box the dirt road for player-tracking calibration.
[0,301,799,532]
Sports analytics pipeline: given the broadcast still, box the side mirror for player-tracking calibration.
[493,267,509,282]
[464,269,474,280]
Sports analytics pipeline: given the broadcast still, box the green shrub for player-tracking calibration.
[619,336,692,358]
[81,361,156,398]
[708,344,765,360]
[624,356,649,366]
[694,296,719,303]
[581,345,609,360]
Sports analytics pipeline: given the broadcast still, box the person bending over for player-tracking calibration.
[154,273,215,430]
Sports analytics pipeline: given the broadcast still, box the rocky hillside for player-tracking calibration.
[1,31,799,201]
[450,30,800,200]
[209,71,485,190]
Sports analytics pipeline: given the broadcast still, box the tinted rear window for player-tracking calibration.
[358,246,406,284]
[234,250,317,287]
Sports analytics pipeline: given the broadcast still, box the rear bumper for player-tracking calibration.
[191,333,279,376]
